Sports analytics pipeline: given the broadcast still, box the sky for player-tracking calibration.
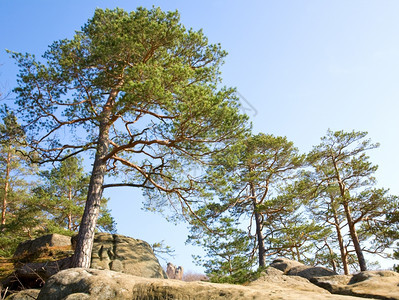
[1,0,399,273]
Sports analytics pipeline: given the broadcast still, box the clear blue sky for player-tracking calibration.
[1,1,399,272]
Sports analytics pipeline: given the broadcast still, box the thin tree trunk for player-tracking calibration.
[68,188,72,231]
[71,92,116,268]
[332,156,367,272]
[324,241,337,273]
[250,182,266,268]
[1,151,11,226]
[332,207,349,275]
[296,246,301,262]
[344,202,367,271]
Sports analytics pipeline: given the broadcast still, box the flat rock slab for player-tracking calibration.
[37,268,375,300]
[311,271,399,300]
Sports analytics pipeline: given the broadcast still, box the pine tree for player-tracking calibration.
[306,129,398,272]
[10,7,248,267]
[194,134,306,269]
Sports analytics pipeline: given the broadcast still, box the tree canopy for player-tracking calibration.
[9,7,248,267]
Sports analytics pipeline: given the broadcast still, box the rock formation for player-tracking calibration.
[310,270,399,299]
[35,268,364,300]
[166,262,183,280]
[90,233,167,279]
[4,238,399,300]
[13,234,72,258]
[2,233,166,292]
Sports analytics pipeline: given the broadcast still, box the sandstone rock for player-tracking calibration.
[311,271,399,299]
[3,233,166,291]
[90,233,167,279]
[269,257,304,273]
[166,262,183,280]
[286,264,337,279]
[349,270,399,284]
[250,272,330,294]
[13,234,72,258]
[261,266,284,276]
[5,289,40,300]
[2,257,72,291]
[310,275,352,293]
[36,268,369,300]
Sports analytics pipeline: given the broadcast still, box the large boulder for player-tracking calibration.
[269,258,336,280]
[36,268,367,300]
[311,271,399,299]
[90,233,166,279]
[3,233,166,292]
[286,265,337,279]
[269,258,305,273]
[13,234,72,259]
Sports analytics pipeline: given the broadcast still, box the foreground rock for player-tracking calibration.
[36,268,370,300]
[3,233,166,292]
[311,271,399,300]
[5,289,40,300]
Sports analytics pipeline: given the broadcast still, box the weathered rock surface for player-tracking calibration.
[90,233,166,279]
[309,274,352,293]
[311,271,399,299]
[286,264,337,279]
[4,289,40,300]
[3,233,166,292]
[269,257,305,273]
[3,257,72,290]
[36,268,370,300]
[166,262,183,280]
[13,234,72,258]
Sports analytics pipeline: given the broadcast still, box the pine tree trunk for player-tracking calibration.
[1,151,11,226]
[254,210,266,267]
[332,208,349,275]
[71,92,116,268]
[250,182,266,268]
[332,157,367,272]
[325,241,337,273]
[68,188,72,231]
[344,202,367,271]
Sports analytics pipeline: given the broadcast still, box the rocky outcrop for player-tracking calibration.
[3,233,166,292]
[36,268,366,300]
[13,234,72,259]
[311,270,399,299]
[90,233,167,279]
[270,257,304,273]
[270,258,337,279]
[166,262,183,280]
[286,264,337,279]
[5,289,40,300]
